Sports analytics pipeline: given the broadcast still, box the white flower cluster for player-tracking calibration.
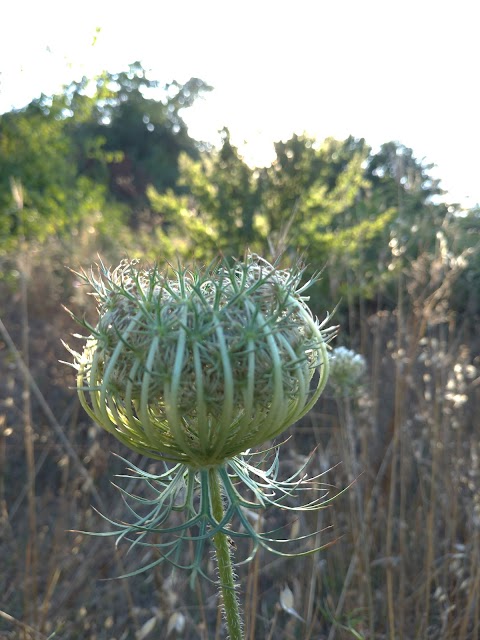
[328,346,367,397]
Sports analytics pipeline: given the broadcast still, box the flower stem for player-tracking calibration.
[208,468,244,640]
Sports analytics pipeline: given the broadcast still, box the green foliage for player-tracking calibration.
[442,208,480,314]
[367,141,443,209]
[252,136,398,303]
[0,62,211,253]
[0,105,106,248]
[1,61,478,320]
[147,130,261,261]
[58,62,212,221]
[143,128,477,316]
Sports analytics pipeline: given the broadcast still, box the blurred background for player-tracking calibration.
[0,1,479,638]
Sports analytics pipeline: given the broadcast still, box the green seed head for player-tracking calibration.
[72,255,333,467]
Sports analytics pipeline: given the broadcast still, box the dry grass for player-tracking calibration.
[0,240,478,639]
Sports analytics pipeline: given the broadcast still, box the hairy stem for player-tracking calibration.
[209,468,244,640]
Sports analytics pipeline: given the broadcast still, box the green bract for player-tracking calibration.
[72,255,333,467]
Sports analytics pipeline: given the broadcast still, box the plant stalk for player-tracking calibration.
[209,468,244,640]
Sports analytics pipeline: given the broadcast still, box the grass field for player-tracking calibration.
[0,241,478,639]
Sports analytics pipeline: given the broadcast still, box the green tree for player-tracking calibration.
[367,141,443,209]
[0,62,211,249]
[147,129,260,261]
[258,133,324,242]
[60,62,212,226]
[0,102,115,250]
[257,135,396,305]
[443,207,480,315]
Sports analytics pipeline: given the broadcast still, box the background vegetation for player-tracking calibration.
[1,63,479,639]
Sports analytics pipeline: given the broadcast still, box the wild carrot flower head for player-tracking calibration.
[328,346,367,397]
[67,255,338,580]
[72,254,333,467]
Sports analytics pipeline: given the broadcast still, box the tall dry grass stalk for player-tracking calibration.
[304,222,479,639]
[11,179,40,634]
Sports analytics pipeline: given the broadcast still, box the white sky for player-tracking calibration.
[1,0,478,207]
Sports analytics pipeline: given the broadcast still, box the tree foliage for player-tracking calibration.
[0,62,211,248]
[63,63,211,214]
[0,101,113,248]
[147,128,261,260]
[1,62,477,315]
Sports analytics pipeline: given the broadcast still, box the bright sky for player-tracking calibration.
[1,0,478,207]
